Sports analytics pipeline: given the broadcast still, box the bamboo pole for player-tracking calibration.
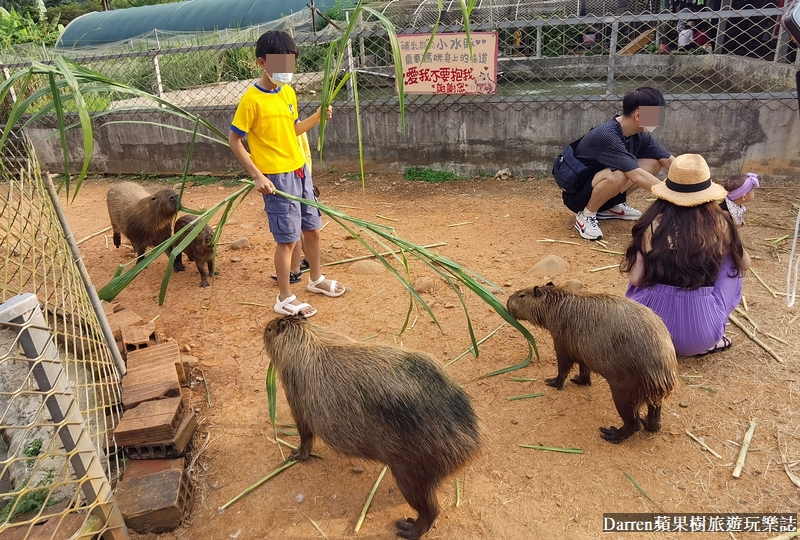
[76,226,112,246]
[685,430,723,459]
[749,267,777,298]
[354,466,388,533]
[729,314,784,363]
[733,421,756,478]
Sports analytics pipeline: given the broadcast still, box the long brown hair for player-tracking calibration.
[621,199,746,289]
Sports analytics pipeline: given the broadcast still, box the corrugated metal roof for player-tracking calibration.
[57,0,349,48]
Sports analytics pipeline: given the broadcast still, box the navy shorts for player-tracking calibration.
[262,165,322,244]
[561,167,627,214]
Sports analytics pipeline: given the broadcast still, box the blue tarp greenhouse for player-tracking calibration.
[57,0,349,48]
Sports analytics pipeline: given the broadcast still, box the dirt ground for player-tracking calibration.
[61,172,800,540]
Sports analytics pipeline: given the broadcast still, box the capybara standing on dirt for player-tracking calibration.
[172,215,215,287]
[262,315,483,539]
[507,283,678,443]
[106,181,179,263]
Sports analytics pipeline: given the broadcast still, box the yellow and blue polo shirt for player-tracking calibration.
[230,83,305,175]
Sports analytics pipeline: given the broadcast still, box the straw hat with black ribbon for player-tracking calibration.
[651,154,728,207]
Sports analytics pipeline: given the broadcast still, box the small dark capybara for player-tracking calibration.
[172,215,216,287]
[262,315,482,539]
[106,182,179,263]
[507,283,678,443]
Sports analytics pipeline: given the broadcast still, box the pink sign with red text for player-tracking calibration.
[397,32,499,95]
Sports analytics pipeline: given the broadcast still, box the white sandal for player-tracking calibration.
[274,294,316,318]
[307,274,346,297]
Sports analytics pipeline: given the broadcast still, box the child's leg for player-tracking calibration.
[291,239,303,273]
[275,241,297,299]
[302,229,345,295]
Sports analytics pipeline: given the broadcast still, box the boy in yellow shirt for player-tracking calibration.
[229,30,345,318]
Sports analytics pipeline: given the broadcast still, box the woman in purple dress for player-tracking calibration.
[621,154,751,357]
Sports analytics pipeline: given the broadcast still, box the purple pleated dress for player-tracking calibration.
[625,255,743,357]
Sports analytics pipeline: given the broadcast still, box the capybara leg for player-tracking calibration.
[570,363,591,386]
[195,260,210,288]
[393,469,439,539]
[599,389,642,443]
[642,404,662,432]
[290,420,314,462]
[209,259,218,276]
[545,352,573,390]
[113,231,121,248]
[173,253,186,272]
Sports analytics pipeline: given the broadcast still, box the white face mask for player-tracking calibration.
[643,126,657,133]
[269,72,293,85]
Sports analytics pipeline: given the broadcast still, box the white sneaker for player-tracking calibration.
[597,202,642,221]
[575,212,603,240]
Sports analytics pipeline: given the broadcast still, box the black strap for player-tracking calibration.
[665,178,711,193]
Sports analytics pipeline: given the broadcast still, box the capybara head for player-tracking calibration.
[506,281,557,326]
[151,189,179,218]
[263,315,307,360]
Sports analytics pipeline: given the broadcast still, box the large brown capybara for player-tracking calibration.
[262,315,483,539]
[507,283,678,443]
[172,215,216,287]
[106,181,179,263]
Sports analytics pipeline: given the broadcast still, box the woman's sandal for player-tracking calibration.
[271,271,302,284]
[307,274,346,297]
[274,294,316,318]
[693,335,732,358]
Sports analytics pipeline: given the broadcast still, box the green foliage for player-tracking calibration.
[0,5,63,47]
[221,47,260,81]
[22,438,43,467]
[297,44,329,73]
[0,468,57,524]
[45,0,101,25]
[111,0,182,8]
[403,166,463,183]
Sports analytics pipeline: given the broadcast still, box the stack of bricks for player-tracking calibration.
[104,301,198,534]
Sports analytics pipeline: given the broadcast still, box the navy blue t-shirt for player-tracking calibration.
[574,116,670,173]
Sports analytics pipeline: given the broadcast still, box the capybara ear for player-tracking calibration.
[532,286,542,296]
[545,281,555,287]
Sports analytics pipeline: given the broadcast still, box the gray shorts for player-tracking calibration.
[262,165,322,244]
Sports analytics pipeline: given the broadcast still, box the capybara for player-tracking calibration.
[106,182,179,263]
[172,215,216,288]
[507,283,678,443]
[262,315,482,539]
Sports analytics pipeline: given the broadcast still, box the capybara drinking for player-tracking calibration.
[507,283,678,443]
[172,215,215,287]
[262,315,482,539]
[106,181,179,263]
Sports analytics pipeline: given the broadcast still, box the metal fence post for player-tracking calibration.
[774,22,791,63]
[345,11,355,101]
[2,65,17,104]
[152,54,164,99]
[536,26,543,58]
[0,294,130,540]
[716,0,732,53]
[607,20,619,96]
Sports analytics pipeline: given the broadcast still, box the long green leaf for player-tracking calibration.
[46,72,69,187]
[267,362,277,426]
[54,56,93,200]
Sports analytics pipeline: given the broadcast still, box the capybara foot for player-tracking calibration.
[199,279,210,288]
[570,373,591,385]
[173,262,186,272]
[599,422,640,443]
[396,519,421,539]
[642,419,662,432]
[113,232,121,248]
[545,377,566,390]
[289,446,311,462]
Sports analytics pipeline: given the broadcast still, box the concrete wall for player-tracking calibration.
[26,96,799,180]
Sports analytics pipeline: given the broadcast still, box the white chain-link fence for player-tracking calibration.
[1,5,796,117]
